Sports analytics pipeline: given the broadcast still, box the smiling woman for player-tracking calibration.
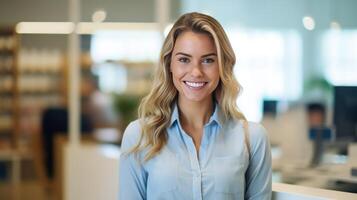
[119,12,272,200]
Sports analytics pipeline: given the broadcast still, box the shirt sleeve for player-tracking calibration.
[245,123,272,200]
[119,121,147,200]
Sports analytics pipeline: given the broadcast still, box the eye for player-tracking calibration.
[202,58,215,64]
[178,57,190,63]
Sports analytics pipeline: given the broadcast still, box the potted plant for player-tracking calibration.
[113,94,143,133]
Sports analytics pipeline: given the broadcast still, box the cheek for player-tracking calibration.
[171,64,185,80]
[209,66,220,84]
[170,64,183,88]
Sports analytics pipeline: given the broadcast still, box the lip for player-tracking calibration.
[183,81,208,89]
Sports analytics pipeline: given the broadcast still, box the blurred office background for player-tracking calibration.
[0,0,357,199]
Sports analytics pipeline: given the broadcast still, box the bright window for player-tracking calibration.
[321,30,357,86]
[91,30,161,62]
[90,30,161,93]
[227,29,302,121]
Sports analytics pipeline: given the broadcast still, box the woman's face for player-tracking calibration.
[170,31,220,103]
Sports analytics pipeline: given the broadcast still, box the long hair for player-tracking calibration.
[129,12,247,161]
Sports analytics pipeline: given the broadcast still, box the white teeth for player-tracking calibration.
[185,81,205,88]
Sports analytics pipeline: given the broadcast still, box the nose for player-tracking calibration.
[190,64,203,77]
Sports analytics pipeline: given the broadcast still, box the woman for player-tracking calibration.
[119,12,272,200]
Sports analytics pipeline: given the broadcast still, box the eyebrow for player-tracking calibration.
[175,52,217,58]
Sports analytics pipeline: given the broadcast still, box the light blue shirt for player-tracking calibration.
[119,103,272,200]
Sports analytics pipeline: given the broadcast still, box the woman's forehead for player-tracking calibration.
[173,31,217,56]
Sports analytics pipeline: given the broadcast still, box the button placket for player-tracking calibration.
[185,134,203,200]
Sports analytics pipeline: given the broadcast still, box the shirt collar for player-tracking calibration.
[169,101,224,128]
[169,102,180,127]
[208,103,224,128]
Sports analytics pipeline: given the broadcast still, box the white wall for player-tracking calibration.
[181,0,357,30]
[181,0,357,84]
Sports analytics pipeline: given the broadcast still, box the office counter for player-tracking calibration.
[61,143,357,200]
[273,182,357,200]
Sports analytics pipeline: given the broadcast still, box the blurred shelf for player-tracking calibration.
[0,71,13,75]
[0,148,33,160]
[0,128,12,133]
[18,71,62,75]
[0,27,15,35]
[0,110,12,114]
[0,49,16,54]
[19,90,62,96]
[0,91,15,95]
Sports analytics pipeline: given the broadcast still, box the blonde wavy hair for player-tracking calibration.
[129,12,248,161]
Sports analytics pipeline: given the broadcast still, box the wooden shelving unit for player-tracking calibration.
[17,47,67,149]
[0,27,20,151]
[119,60,154,95]
[0,26,67,185]
[0,26,22,185]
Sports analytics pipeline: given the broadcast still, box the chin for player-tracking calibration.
[181,92,212,103]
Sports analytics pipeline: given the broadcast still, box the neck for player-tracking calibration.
[178,96,214,129]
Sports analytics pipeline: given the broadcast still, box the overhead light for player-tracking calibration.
[16,22,75,34]
[77,22,158,34]
[330,21,341,30]
[92,10,107,23]
[302,16,315,31]
[15,22,159,34]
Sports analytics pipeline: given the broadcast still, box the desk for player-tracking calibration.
[273,143,357,189]
[63,143,120,200]
[273,182,357,200]
[278,163,357,194]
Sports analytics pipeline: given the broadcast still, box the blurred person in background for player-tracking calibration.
[81,71,118,129]
[41,71,118,179]
[306,103,326,128]
[306,102,328,167]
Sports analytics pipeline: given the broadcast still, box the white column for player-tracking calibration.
[68,0,81,145]
[155,0,170,39]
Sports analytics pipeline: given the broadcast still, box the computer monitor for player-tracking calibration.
[333,86,357,141]
[262,100,278,117]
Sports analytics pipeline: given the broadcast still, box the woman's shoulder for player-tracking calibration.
[245,121,270,152]
[246,121,268,139]
[229,119,269,147]
[121,119,142,151]
[228,119,267,135]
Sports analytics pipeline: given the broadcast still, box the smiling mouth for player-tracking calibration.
[184,81,207,88]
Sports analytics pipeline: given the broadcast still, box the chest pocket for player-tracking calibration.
[213,155,246,194]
